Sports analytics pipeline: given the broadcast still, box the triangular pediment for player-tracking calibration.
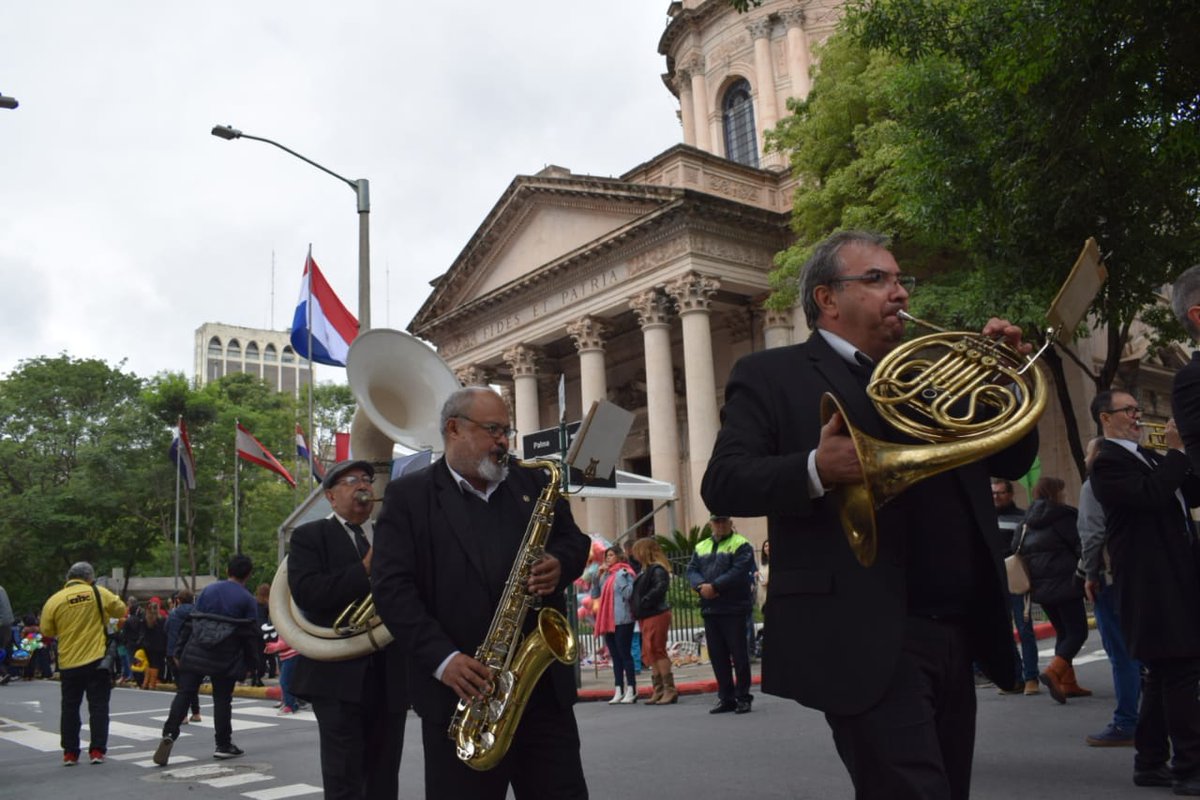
[410,174,680,330]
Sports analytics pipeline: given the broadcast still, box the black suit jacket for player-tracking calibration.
[288,516,407,710]
[700,332,1035,715]
[370,458,590,726]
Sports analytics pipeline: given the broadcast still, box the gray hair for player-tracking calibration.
[439,386,503,438]
[66,562,95,582]
[1172,264,1200,340]
[799,230,891,329]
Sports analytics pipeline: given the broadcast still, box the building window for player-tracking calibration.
[281,346,296,364]
[264,344,278,363]
[722,78,759,167]
[228,339,242,360]
[245,342,260,361]
[208,337,223,359]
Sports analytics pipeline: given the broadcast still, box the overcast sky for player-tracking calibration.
[0,2,683,382]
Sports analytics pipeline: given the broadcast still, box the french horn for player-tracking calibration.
[826,311,1048,567]
[269,328,461,661]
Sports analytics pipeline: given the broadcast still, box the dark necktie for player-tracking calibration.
[347,523,370,558]
[848,352,873,388]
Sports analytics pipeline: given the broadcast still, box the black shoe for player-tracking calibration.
[734,698,753,714]
[709,699,737,714]
[213,744,244,760]
[152,736,173,767]
[1175,775,1200,796]
[1134,766,1174,787]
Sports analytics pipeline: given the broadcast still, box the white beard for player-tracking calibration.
[476,453,509,484]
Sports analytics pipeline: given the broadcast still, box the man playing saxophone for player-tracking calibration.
[372,386,590,800]
[701,231,1038,800]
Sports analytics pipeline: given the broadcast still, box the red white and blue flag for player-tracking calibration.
[290,251,358,367]
[236,423,297,487]
[169,418,197,491]
[295,424,325,483]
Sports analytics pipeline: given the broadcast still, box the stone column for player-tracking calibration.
[763,306,794,349]
[747,18,779,141]
[684,55,711,153]
[781,7,812,100]
[666,273,721,529]
[791,303,812,343]
[676,71,696,147]
[629,289,682,535]
[566,316,615,536]
[502,345,541,456]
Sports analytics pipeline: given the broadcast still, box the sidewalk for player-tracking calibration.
[141,619,1067,705]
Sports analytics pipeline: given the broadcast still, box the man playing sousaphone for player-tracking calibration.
[288,460,408,799]
[702,230,1039,800]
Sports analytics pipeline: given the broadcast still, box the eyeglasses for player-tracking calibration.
[829,269,916,292]
[1105,405,1142,417]
[991,490,1011,497]
[335,475,373,488]
[456,415,515,440]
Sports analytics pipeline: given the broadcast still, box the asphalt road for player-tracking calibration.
[0,646,1146,799]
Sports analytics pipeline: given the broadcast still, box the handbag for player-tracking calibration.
[90,585,118,674]
[1004,523,1032,595]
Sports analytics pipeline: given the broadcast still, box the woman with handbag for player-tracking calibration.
[631,537,677,704]
[1018,476,1092,704]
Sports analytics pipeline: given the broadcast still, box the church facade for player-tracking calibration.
[407,1,844,540]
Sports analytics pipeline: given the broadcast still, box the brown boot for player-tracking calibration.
[657,673,678,705]
[147,667,159,690]
[1062,665,1093,698]
[647,673,664,705]
[1023,678,1041,695]
[1039,656,1070,704]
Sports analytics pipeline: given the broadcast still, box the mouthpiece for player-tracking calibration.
[353,489,375,504]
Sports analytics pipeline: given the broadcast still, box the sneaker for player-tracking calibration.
[277,705,294,716]
[1086,724,1135,747]
[213,744,244,760]
[189,713,202,722]
[152,736,174,766]
[63,752,79,766]
[88,748,105,765]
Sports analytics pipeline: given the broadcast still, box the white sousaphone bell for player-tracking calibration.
[269,328,461,661]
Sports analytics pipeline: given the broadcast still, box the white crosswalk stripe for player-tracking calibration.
[0,718,60,752]
[241,784,323,799]
[204,772,276,788]
[150,715,278,732]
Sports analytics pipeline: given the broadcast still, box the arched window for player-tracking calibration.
[207,337,223,358]
[281,346,296,364]
[722,78,759,168]
[245,342,260,361]
[263,344,278,363]
[227,339,242,360]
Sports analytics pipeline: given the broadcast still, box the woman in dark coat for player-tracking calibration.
[1015,476,1091,703]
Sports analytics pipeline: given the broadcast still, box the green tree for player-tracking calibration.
[0,356,169,612]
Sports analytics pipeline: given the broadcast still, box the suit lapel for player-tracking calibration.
[432,459,490,585]
[807,332,888,440]
[324,518,359,564]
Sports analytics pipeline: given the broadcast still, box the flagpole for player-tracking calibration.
[306,245,316,483]
[173,416,182,593]
[234,419,240,555]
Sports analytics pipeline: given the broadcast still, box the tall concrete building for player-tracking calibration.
[194,322,314,395]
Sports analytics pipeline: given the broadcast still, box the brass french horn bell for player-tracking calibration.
[827,312,1049,567]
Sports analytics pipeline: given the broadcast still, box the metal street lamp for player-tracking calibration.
[0,93,18,110]
[210,124,371,330]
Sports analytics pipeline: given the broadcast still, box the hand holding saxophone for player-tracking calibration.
[526,554,561,596]
[442,653,494,703]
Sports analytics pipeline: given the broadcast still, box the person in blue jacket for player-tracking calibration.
[687,514,756,714]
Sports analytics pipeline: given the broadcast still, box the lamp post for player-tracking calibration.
[210,124,371,330]
[0,93,18,110]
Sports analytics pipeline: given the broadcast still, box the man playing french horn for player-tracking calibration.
[372,386,590,800]
[702,231,1039,800]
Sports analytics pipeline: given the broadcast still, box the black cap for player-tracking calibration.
[710,514,730,522]
[322,459,375,491]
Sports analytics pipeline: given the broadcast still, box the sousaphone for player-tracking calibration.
[270,329,460,661]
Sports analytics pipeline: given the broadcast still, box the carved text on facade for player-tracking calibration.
[705,175,762,203]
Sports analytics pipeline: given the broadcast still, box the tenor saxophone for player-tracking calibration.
[448,457,579,771]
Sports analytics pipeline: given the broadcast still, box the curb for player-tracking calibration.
[577,673,762,703]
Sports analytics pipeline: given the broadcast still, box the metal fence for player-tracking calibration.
[573,553,717,671]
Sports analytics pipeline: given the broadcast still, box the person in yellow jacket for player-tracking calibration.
[40,562,126,766]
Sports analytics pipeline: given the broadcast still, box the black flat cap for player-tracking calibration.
[322,459,375,491]
[710,514,730,522]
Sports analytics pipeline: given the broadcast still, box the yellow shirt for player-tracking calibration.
[40,580,126,670]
